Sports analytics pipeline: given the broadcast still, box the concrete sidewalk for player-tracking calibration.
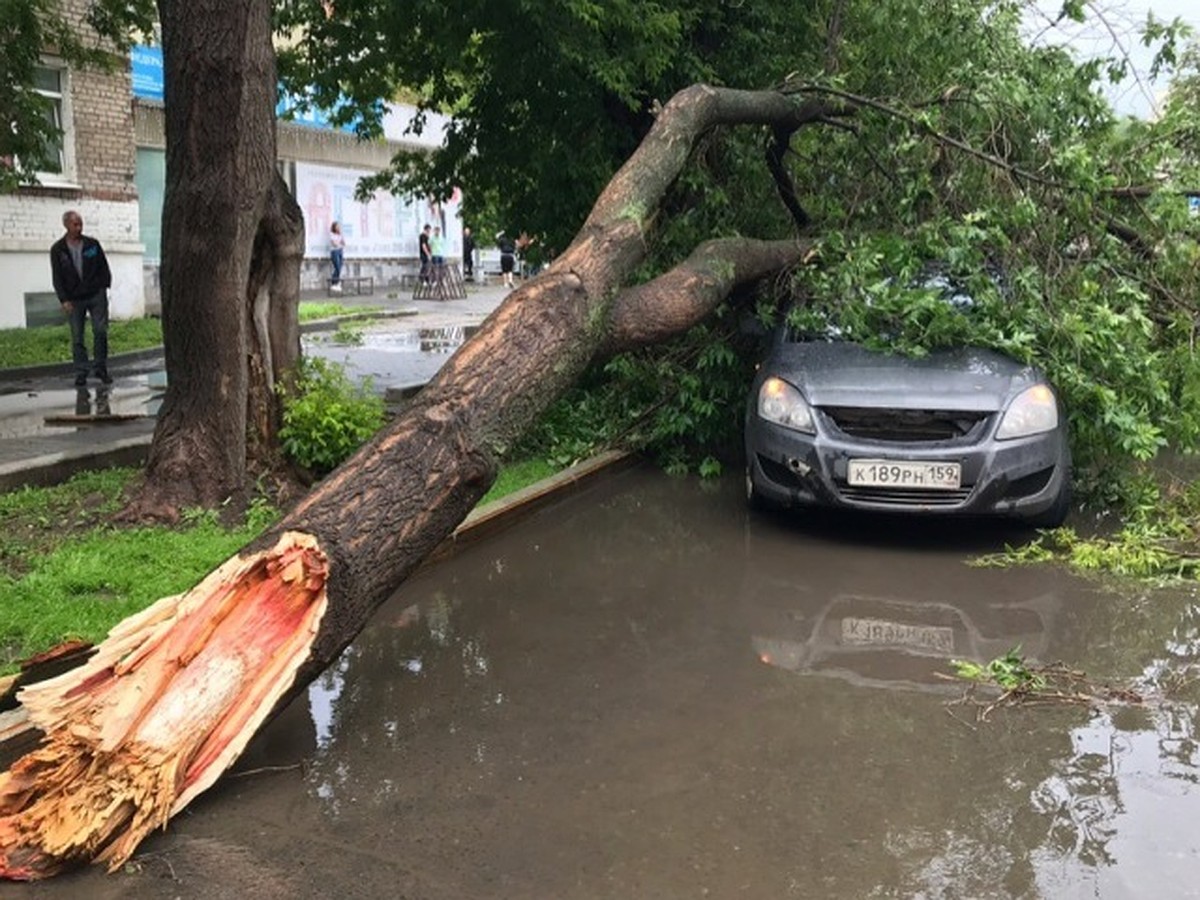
[0,282,513,491]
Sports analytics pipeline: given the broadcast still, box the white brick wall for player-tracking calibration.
[0,195,144,328]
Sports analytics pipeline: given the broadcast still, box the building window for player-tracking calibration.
[32,62,75,184]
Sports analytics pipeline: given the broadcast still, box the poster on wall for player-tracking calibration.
[295,162,461,260]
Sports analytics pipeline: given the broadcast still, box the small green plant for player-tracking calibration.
[951,646,1047,693]
[278,356,385,474]
[330,322,366,345]
[972,472,1200,583]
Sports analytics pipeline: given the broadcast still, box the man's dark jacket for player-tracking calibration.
[50,235,112,304]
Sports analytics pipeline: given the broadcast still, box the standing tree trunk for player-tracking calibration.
[122,0,287,521]
[246,174,306,480]
[0,84,824,879]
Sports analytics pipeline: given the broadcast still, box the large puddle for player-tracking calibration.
[303,325,479,393]
[9,464,1200,898]
[0,325,476,441]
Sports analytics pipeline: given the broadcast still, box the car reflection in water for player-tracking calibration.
[752,590,1058,693]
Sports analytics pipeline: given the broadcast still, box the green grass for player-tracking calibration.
[298,302,380,322]
[0,303,375,369]
[0,458,561,673]
[479,458,557,504]
[0,318,164,368]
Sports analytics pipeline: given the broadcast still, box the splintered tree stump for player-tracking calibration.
[0,533,328,879]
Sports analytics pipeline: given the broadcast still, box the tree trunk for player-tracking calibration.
[0,84,821,879]
[246,174,306,480]
[121,0,280,522]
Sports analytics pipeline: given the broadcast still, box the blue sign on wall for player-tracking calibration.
[131,44,360,134]
[276,90,360,134]
[1189,196,1200,218]
[130,45,164,102]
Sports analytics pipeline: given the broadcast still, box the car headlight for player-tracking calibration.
[996,384,1058,439]
[757,377,815,434]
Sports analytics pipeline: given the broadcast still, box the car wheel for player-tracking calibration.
[1023,473,1071,529]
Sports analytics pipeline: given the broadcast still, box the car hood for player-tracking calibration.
[766,342,1040,411]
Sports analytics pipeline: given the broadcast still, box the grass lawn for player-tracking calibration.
[0,303,377,369]
[0,459,559,674]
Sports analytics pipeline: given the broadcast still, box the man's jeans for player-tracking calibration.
[68,292,109,378]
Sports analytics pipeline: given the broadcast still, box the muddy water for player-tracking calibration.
[9,464,1200,899]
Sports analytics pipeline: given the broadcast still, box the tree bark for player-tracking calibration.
[0,84,817,879]
[121,0,281,522]
[246,174,306,479]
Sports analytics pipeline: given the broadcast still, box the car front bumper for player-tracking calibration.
[745,412,1070,519]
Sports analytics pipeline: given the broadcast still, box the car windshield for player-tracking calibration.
[784,269,986,344]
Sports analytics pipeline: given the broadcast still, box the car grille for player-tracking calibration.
[820,407,990,443]
[838,485,974,507]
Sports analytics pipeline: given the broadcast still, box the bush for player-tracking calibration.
[278,356,385,474]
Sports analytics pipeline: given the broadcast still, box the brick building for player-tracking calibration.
[2,22,459,330]
[0,0,144,329]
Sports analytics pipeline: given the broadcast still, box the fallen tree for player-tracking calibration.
[0,83,817,879]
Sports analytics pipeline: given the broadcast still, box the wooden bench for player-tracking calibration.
[329,276,374,296]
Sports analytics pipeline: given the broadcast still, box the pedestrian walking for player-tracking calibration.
[50,210,113,386]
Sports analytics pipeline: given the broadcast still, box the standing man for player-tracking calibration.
[462,226,475,282]
[418,223,432,284]
[50,210,113,386]
[496,230,517,289]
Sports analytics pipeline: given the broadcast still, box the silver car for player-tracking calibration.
[744,309,1072,526]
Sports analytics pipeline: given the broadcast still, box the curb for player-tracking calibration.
[0,347,166,383]
[0,428,156,493]
[429,450,638,563]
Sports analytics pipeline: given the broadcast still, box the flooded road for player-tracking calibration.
[8,464,1200,898]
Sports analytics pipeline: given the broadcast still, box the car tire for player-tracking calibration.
[1022,472,1071,529]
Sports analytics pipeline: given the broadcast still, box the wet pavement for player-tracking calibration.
[7,464,1199,898]
[0,284,511,489]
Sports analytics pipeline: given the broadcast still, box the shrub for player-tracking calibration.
[278,356,385,474]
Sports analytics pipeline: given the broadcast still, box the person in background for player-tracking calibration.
[462,226,475,281]
[329,221,345,293]
[496,230,517,289]
[50,210,113,386]
[418,223,432,284]
[431,226,447,265]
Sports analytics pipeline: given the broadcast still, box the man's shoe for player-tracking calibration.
[96,371,113,384]
[74,374,87,387]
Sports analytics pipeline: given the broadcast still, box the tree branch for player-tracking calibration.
[766,126,810,231]
[602,238,811,355]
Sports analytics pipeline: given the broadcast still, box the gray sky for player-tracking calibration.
[1029,0,1200,117]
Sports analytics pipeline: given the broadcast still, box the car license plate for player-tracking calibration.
[847,459,961,490]
[841,617,954,652]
